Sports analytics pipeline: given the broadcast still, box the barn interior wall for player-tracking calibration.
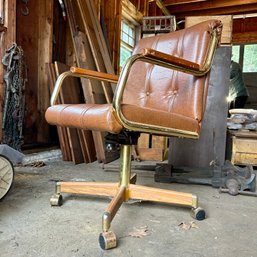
[2,0,257,148]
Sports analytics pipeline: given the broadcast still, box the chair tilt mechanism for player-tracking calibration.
[45,20,223,250]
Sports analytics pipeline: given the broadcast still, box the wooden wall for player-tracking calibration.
[4,0,257,150]
[233,17,257,44]
[16,0,53,145]
[0,0,16,141]
[101,0,122,74]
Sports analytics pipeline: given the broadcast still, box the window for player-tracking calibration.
[120,20,136,68]
[232,44,257,72]
[231,45,240,63]
[243,44,257,72]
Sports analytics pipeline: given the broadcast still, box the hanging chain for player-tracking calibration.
[2,43,27,151]
[21,0,29,16]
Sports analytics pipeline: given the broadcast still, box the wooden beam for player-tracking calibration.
[102,0,122,74]
[64,0,119,163]
[122,0,143,23]
[37,1,53,142]
[77,0,115,99]
[0,0,16,141]
[233,31,257,44]
[155,0,170,15]
[46,63,72,162]
[233,17,257,33]
[166,0,257,11]
[140,0,149,16]
[174,4,257,19]
[64,0,106,162]
[166,0,257,14]
[54,61,87,164]
[164,0,207,5]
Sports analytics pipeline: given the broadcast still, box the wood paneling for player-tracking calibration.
[185,15,233,44]
[16,0,54,144]
[233,31,257,44]
[233,17,257,43]
[37,1,53,142]
[102,0,122,74]
[233,17,257,33]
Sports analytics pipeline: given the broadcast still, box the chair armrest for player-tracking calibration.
[70,67,119,83]
[142,48,201,72]
[50,68,119,106]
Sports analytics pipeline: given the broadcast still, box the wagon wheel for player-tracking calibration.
[0,154,14,200]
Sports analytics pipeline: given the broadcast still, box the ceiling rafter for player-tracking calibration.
[164,0,257,13]
[148,0,171,15]
[164,0,207,6]
[172,3,257,19]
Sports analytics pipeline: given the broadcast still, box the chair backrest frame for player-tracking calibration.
[113,20,223,138]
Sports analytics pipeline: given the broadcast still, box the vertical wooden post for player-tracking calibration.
[37,1,54,142]
[0,0,16,141]
[102,0,122,74]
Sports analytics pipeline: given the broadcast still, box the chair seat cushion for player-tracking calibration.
[45,104,123,134]
[45,103,200,135]
[121,104,200,134]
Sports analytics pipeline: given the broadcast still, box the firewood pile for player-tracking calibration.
[227,109,257,131]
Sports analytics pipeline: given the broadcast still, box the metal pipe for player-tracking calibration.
[119,145,131,189]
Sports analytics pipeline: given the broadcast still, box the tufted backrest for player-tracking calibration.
[122,20,222,125]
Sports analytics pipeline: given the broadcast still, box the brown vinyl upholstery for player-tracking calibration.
[46,104,123,134]
[45,20,223,250]
[46,20,222,137]
[122,20,221,134]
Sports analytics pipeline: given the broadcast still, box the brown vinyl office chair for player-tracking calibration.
[45,20,222,250]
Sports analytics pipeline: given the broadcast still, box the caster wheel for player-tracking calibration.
[99,231,117,250]
[50,194,63,206]
[0,154,14,200]
[191,207,205,221]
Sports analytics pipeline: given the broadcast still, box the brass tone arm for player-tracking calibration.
[142,48,200,72]
[50,68,119,106]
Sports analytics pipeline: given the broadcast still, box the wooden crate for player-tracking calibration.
[230,131,257,166]
[185,15,233,44]
[136,134,168,161]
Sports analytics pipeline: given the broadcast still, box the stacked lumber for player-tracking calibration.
[47,1,119,164]
[46,62,96,164]
[227,109,257,131]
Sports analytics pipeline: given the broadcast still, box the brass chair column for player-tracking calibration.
[100,144,132,249]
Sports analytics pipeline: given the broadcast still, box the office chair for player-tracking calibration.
[45,20,222,250]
